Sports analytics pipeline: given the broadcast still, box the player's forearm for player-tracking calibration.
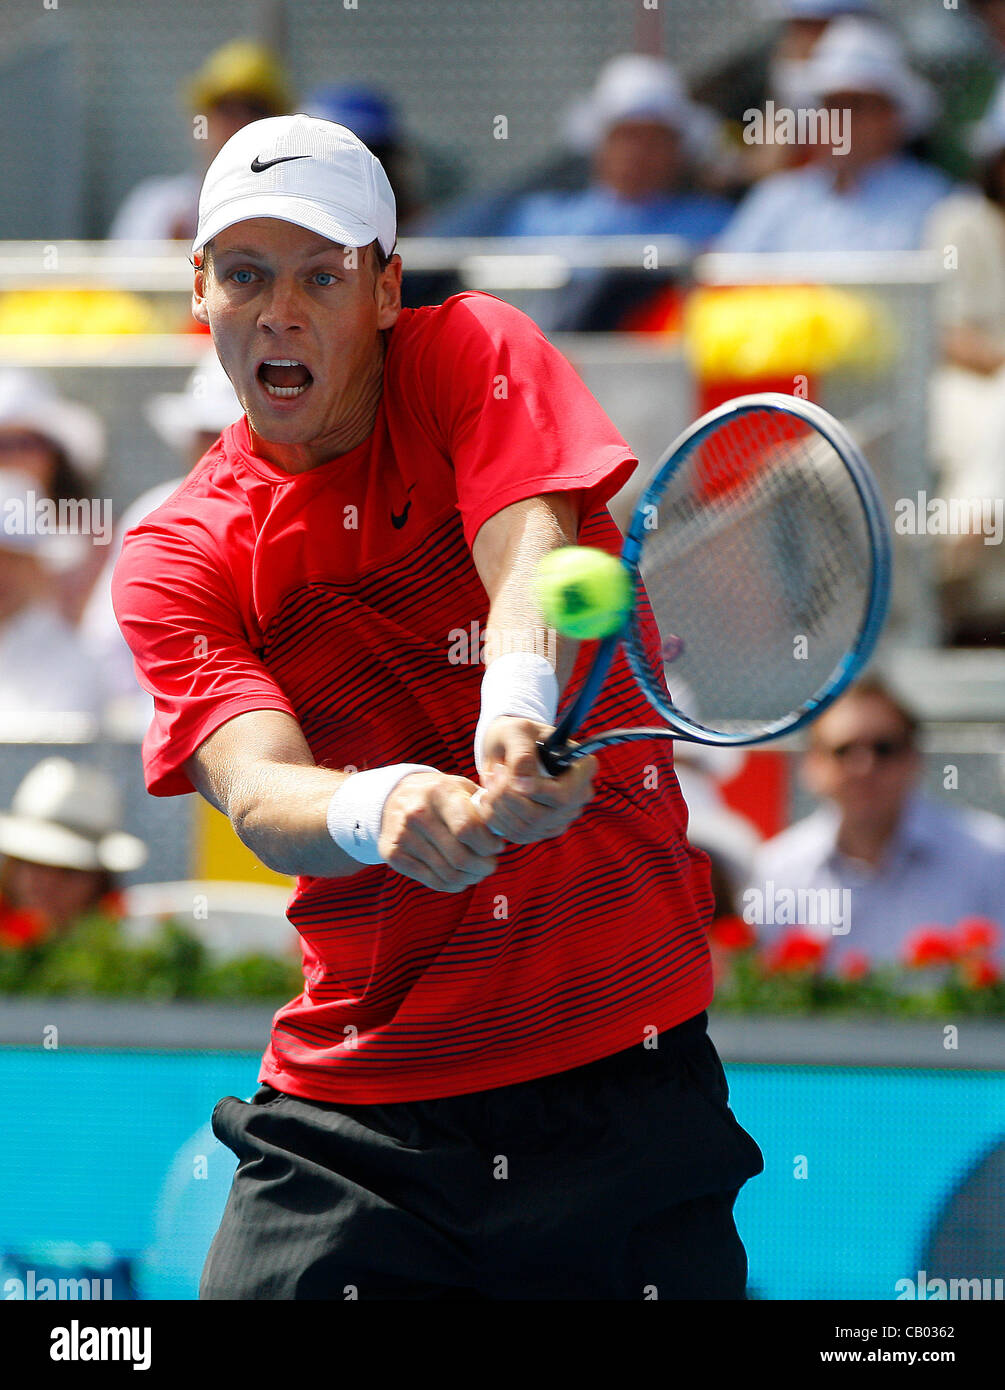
[482,588,578,692]
[226,763,362,878]
[476,496,581,691]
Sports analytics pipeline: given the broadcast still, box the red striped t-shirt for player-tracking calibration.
[113,291,713,1103]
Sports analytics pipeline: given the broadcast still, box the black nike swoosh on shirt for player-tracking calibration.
[391,484,415,529]
[250,154,311,173]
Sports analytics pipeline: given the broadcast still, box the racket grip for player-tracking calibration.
[536,736,575,776]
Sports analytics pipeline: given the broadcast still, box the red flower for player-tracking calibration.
[953,917,1000,955]
[763,928,827,974]
[98,890,127,922]
[0,902,50,948]
[839,950,871,981]
[709,915,757,951]
[959,957,1002,989]
[903,927,957,969]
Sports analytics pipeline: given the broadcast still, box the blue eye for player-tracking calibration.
[313,272,336,286]
[231,268,256,284]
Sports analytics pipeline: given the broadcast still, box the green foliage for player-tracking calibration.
[712,949,1005,1017]
[0,910,303,1001]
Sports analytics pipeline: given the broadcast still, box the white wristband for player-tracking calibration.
[326,764,438,865]
[473,651,559,774]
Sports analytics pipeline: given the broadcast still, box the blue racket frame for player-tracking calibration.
[539,393,892,770]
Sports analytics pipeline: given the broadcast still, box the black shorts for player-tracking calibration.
[200,1011,763,1300]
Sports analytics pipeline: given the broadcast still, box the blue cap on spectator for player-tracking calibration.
[777,0,878,17]
[573,54,720,162]
[302,85,400,148]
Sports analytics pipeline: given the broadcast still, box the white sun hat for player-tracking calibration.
[802,16,938,139]
[0,368,105,479]
[145,347,243,452]
[0,758,147,873]
[192,114,396,259]
[579,54,719,161]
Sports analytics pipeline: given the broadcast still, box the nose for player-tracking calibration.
[257,276,306,336]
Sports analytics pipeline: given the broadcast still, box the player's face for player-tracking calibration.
[803,695,919,826]
[193,218,402,472]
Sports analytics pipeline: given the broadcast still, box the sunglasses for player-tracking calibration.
[821,737,912,762]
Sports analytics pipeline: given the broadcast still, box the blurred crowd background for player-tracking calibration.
[1,0,1005,1302]
[0,0,1002,995]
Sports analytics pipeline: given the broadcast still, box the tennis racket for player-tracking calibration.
[536,391,892,775]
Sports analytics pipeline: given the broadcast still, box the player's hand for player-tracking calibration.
[474,716,598,845]
[379,771,503,893]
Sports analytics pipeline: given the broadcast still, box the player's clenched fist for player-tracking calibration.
[380,771,503,893]
[475,716,598,845]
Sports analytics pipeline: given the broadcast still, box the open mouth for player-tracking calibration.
[257,359,314,399]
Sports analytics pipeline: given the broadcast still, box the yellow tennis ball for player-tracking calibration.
[534,546,633,640]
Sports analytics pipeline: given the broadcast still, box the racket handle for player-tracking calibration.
[536,736,578,776]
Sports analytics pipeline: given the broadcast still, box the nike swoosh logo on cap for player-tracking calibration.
[250,154,311,172]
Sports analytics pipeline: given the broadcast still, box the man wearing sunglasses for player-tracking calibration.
[747,678,1005,969]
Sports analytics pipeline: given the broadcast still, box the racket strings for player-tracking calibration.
[637,406,873,736]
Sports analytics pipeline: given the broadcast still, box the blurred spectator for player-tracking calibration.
[497,55,731,243]
[0,758,146,943]
[302,84,434,229]
[430,55,732,331]
[746,679,1005,971]
[692,1,884,179]
[925,77,1005,643]
[0,471,102,718]
[80,349,243,725]
[718,18,953,252]
[905,2,999,181]
[108,40,290,242]
[422,53,729,245]
[0,368,107,621]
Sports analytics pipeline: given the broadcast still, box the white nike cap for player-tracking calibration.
[192,114,397,259]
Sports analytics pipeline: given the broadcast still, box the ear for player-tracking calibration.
[375,253,403,332]
[192,262,210,327]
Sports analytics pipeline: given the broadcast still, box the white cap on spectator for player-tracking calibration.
[970,78,1005,161]
[579,54,719,159]
[802,16,937,138]
[0,758,147,873]
[146,348,243,452]
[0,369,104,479]
[192,114,396,259]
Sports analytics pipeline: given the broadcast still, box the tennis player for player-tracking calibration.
[112,115,763,1300]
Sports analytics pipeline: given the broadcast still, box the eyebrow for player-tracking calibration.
[214,244,351,263]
